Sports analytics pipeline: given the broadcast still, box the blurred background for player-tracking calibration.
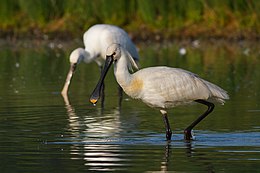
[1,0,260,41]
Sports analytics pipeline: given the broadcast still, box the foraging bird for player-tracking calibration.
[61,24,139,96]
[90,44,229,140]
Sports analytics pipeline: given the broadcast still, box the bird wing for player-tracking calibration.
[135,67,221,108]
[84,24,139,59]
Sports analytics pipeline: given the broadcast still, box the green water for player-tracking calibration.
[0,40,259,172]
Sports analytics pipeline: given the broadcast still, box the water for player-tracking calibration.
[0,40,259,172]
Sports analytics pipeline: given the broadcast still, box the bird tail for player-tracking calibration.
[203,80,229,104]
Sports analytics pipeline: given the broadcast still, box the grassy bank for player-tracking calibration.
[0,0,260,41]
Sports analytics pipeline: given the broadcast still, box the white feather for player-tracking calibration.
[110,45,229,110]
[62,24,139,95]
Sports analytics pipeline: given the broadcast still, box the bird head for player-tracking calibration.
[68,48,92,73]
[89,43,138,105]
[106,43,139,71]
[69,48,84,64]
[61,48,87,96]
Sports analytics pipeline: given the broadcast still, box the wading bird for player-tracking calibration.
[90,44,229,141]
[61,24,139,100]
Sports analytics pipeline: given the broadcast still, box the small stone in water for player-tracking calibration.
[15,63,20,68]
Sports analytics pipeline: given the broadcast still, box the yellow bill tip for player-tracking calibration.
[90,99,97,105]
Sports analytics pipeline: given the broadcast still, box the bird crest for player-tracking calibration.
[125,48,139,72]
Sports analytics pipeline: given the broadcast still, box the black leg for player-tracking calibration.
[118,85,123,108]
[161,110,172,141]
[99,65,105,108]
[100,82,105,108]
[184,99,215,140]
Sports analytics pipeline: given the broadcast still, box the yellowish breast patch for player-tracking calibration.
[124,78,143,96]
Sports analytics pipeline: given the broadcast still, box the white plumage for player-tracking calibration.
[126,67,228,108]
[61,24,139,96]
[90,44,229,141]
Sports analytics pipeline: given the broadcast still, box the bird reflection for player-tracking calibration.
[160,141,171,172]
[62,85,123,111]
[63,94,122,138]
[62,96,169,172]
[159,141,216,172]
[82,144,125,172]
[185,140,195,157]
[62,96,215,172]
[184,140,216,173]
[62,95,125,171]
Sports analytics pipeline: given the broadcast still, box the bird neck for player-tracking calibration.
[114,54,133,88]
[83,48,96,63]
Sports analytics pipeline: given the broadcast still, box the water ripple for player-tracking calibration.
[46,131,260,148]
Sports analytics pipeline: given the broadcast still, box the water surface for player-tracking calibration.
[0,40,259,172]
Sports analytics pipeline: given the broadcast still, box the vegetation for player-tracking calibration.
[0,0,260,40]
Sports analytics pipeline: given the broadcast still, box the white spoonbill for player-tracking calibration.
[90,44,229,141]
[61,24,139,96]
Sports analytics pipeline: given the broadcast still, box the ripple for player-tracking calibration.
[46,131,260,148]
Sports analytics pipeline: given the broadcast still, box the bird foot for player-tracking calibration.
[184,129,193,140]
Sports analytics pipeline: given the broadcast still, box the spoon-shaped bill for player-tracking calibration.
[89,56,114,104]
[61,63,77,96]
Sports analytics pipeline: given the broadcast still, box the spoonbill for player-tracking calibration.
[61,24,139,98]
[90,44,229,141]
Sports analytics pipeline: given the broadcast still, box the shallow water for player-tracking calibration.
[0,40,259,172]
